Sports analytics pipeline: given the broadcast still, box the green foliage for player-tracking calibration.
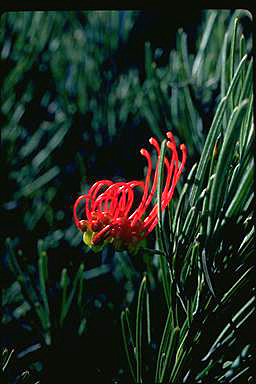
[121,11,254,383]
[1,347,40,384]
[1,11,137,246]
[5,238,86,344]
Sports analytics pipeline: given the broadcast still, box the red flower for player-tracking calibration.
[74,132,186,251]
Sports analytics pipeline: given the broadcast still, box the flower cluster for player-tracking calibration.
[74,132,186,252]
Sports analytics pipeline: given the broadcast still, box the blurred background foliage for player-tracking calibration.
[1,9,254,383]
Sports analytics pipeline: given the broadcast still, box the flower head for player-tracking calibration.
[74,132,186,252]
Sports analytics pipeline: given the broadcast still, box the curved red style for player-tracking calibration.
[74,132,186,250]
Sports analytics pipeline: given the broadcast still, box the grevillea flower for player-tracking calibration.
[74,132,186,252]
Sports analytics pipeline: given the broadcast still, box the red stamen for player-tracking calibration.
[106,182,126,217]
[164,141,180,204]
[113,186,126,220]
[130,148,152,226]
[86,195,93,223]
[139,148,152,206]
[123,184,135,216]
[93,193,105,212]
[144,137,185,233]
[143,141,173,229]
[143,137,167,207]
[74,131,186,251]
[74,194,87,229]
[175,144,187,183]
[143,137,160,210]
[91,180,113,211]
[93,224,111,245]
[117,186,128,217]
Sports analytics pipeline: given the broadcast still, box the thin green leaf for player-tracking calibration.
[155,304,175,383]
[60,268,68,327]
[190,95,226,206]
[221,267,254,307]
[221,32,228,100]
[192,11,217,83]
[238,57,253,104]
[18,166,60,197]
[225,159,253,218]
[2,349,15,372]
[190,53,248,206]
[201,248,216,299]
[60,264,84,326]
[38,252,50,323]
[146,289,151,345]
[32,123,69,170]
[169,343,189,383]
[121,310,136,383]
[37,240,48,282]
[239,33,246,87]
[207,99,248,235]
[145,41,153,78]
[172,162,197,237]
[240,92,253,155]
[221,32,228,131]
[229,17,239,109]
[179,29,191,79]
[160,327,179,383]
[6,239,46,330]
[125,308,136,352]
[157,139,171,308]
[135,275,147,383]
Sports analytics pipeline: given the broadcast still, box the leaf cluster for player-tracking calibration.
[121,11,254,383]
